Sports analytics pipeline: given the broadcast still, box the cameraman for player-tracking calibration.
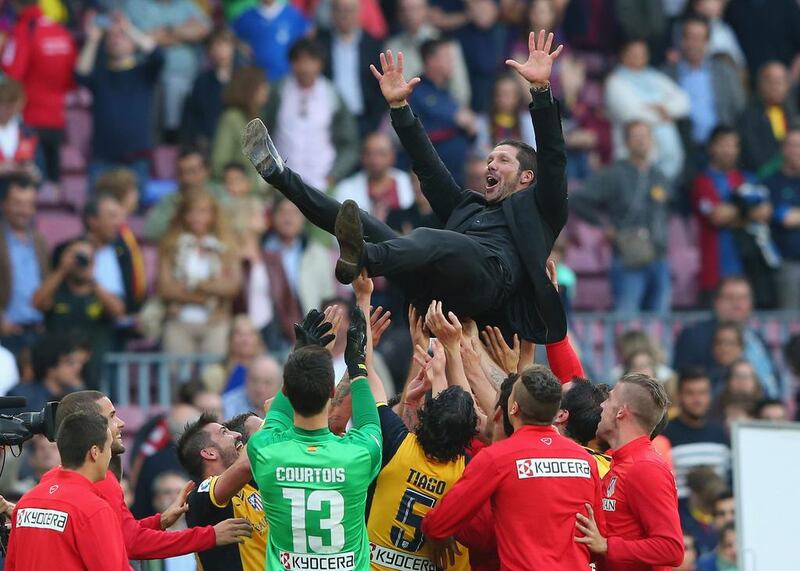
[32,239,124,388]
[5,411,128,570]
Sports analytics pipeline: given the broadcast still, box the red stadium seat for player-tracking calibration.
[35,210,82,248]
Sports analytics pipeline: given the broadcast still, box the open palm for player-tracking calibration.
[506,30,564,87]
[370,50,421,108]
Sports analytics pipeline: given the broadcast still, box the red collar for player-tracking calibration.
[46,467,100,490]
[514,424,559,435]
[609,435,650,461]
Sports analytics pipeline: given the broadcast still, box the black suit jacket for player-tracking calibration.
[391,88,568,343]
[317,29,385,135]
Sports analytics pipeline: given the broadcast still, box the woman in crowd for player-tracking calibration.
[202,314,266,393]
[210,65,269,190]
[157,189,241,356]
[475,72,535,156]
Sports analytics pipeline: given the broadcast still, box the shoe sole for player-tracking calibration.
[335,200,364,285]
[241,118,284,175]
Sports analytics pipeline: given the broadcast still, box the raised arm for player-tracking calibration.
[371,50,465,221]
[507,30,568,234]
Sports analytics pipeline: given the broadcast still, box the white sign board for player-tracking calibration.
[733,421,800,570]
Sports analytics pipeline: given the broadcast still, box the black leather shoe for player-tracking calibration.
[334,200,365,285]
[242,118,284,179]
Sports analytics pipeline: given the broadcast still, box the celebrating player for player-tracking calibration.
[247,307,382,570]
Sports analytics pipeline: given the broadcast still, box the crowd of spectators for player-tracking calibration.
[0,0,799,569]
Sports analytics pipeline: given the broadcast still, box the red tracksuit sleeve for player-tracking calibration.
[422,448,501,540]
[76,503,129,570]
[1,25,31,79]
[454,503,496,552]
[546,337,584,383]
[605,462,684,567]
[138,514,162,530]
[98,473,217,559]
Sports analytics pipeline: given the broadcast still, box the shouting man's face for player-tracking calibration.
[484,144,533,203]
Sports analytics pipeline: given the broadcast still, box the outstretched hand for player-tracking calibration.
[370,50,422,109]
[506,29,564,88]
[293,309,336,350]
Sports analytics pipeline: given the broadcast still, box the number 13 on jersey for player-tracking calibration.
[283,488,346,553]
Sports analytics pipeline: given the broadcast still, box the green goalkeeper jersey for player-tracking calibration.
[248,377,382,571]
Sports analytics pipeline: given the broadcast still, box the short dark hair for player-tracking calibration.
[177,378,212,405]
[497,374,517,437]
[714,275,751,299]
[0,172,35,201]
[677,367,711,392]
[415,386,477,462]
[177,412,217,481]
[617,373,670,433]
[223,162,248,176]
[420,38,449,63]
[755,398,786,417]
[57,412,109,469]
[494,139,538,175]
[562,380,609,446]
[224,412,259,444]
[178,147,209,168]
[283,346,335,417]
[708,124,738,147]
[55,390,105,431]
[623,120,650,141]
[515,365,562,424]
[81,193,120,228]
[288,38,325,63]
[32,334,77,381]
[682,14,710,37]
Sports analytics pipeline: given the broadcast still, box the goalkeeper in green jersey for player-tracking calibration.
[247,306,382,571]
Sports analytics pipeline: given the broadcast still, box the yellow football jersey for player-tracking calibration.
[368,430,470,571]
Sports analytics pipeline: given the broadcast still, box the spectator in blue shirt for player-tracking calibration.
[75,13,163,192]
[232,0,310,82]
[125,0,211,141]
[765,128,800,309]
[0,174,47,356]
[409,38,477,186]
[454,0,506,113]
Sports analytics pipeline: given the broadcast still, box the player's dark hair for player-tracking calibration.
[497,374,517,437]
[283,345,335,417]
[57,412,109,469]
[386,394,402,408]
[515,365,562,425]
[420,38,449,64]
[0,172,35,201]
[416,386,477,462]
[32,334,78,381]
[494,139,537,176]
[224,412,259,444]
[177,412,217,481]
[618,373,670,433]
[288,38,325,63]
[55,390,105,431]
[677,367,711,392]
[562,380,609,446]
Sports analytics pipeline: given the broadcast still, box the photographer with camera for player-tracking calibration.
[5,411,129,570]
[31,239,124,388]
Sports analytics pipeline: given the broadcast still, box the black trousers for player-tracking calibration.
[269,168,504,315]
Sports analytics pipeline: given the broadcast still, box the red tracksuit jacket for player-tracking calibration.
[6,468,129,570]
[422,425,604,570]
[0,6,76,129]
[600,436,684,570]
[41,468,217,559]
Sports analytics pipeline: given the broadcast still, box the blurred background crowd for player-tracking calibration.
[0,0,799,569]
